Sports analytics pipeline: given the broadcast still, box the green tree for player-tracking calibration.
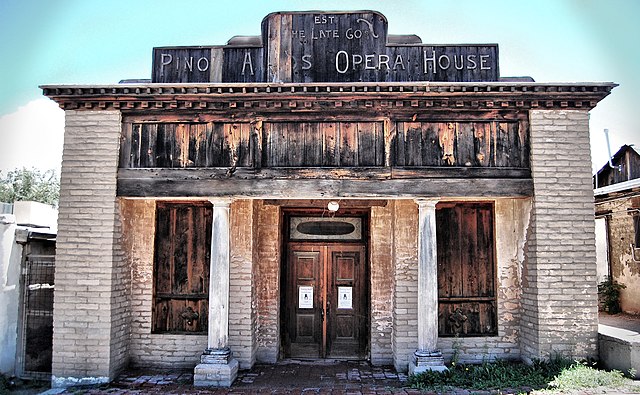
[0,167,60,207]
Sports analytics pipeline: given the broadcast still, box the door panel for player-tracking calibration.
[286,243,367,359]
[288,248,322,357]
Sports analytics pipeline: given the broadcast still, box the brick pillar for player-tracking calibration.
[521,110,598,361]
[229,200,257,369]
[52,110,129,387]
[392,200,418,372]
[194,199,238,387]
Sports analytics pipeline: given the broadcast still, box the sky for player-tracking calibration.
[0,0,638,175]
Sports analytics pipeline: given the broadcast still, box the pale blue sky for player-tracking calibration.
[1,0,638,172]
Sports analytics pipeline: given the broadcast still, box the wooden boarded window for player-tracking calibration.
[395,121,529,168]
[153,201,212,333]
[120,122,253,168]
[263,122,384,167]
[437,202,497,337]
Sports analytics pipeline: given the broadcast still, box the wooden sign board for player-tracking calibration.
[152,11,499,83]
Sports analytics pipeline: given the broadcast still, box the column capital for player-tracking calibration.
[208,198,233,207]
[414,198,440,209]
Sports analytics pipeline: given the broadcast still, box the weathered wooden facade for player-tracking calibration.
[42,11,615,388]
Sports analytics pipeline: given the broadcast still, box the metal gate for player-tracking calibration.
[18,254,55,379]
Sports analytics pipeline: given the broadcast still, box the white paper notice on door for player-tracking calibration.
[338,286,353,309]
[299,286,313,308]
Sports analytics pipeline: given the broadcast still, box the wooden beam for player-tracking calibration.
[117,169,533,198]
[118,167,529,181]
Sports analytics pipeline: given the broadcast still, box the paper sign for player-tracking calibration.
[338,286,353,309]
[299,286,313,308]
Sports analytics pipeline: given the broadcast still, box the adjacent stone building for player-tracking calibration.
[41,11,615,388]
[594,145,640,314]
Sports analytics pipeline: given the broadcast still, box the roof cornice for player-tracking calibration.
[40,81,616,112]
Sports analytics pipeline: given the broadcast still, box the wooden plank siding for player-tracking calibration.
[394,121,528,168]
[262,122,384,167]
[120,120,528,170]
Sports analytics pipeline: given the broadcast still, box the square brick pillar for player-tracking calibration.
[194,199,238,387]
[52,110,129,387]
[521,110,599,362]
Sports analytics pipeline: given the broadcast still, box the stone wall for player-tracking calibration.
[595,196,640,314]
[52,110,129,387]
[122,199,206,369]
[522,109,598,361]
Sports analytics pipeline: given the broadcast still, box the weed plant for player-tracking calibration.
[408,358,636,393]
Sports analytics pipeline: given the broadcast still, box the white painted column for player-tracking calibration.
[410,199,446,374]
[194,198,238,387]
[207,198,231,355]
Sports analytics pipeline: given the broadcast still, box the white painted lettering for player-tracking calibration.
[467,55,477,69]
[438,55,451,70]
[302,54,312,70]
[160,54,173,73]
[352,54,363,68]
[197,57,209,72]
[379,54,390,70]
[345,28,363,40]
[292,30,306,39]
[335,50,349,74]
[480,54,491,70]
[453,55,464,70]
[242,51,254,76]
[423,50,436,74]
[184,56,193,72]
[365,54,375,70]
[393,54,406,70]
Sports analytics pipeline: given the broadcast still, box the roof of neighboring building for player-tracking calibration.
[594,144,640,189]
[594,177,640,197]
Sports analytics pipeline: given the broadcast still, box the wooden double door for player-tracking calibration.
[284,243,368,359]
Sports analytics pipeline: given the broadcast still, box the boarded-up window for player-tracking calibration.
[437,202,497,337]
[153,202,212,334]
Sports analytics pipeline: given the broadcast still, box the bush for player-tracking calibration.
[548,362,627,391]
[408,358,573,392]
[408,358,638,393]
[598,276,626,314]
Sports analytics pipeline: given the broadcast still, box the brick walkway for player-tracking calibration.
[51,360,431,394]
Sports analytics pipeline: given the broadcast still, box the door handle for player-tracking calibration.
[320,309,324,321]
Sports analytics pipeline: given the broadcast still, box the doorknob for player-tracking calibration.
[320,309,324,321]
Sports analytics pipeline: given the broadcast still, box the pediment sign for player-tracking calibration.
[152,11,499,83]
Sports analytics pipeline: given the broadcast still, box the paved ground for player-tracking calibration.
[46,360,426,395]
[599,312,640,333]
[34,314,640,394]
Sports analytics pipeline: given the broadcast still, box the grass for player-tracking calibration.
[408,358,639,394]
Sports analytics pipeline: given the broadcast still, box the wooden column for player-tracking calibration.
[194,198,238,387]
[410,199,447,374]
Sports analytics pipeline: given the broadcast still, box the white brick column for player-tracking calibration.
[522,109,598,362]
[52,110,129,387]
[410,199,446,374]
[194,198,238,387]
